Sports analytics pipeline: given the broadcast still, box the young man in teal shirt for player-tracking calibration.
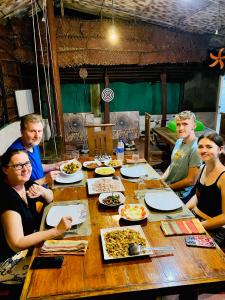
[162,111,201,203]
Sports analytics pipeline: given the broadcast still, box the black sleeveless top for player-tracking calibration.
[196,166,225,217]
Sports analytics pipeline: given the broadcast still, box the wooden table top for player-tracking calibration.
[20,159,225,300]
[152,127,215,148]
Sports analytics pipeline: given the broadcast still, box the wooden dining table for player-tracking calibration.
[20,158,225,300]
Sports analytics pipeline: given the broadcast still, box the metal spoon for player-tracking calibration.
[128,243,175,256]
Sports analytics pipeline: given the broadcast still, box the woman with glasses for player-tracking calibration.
[0,149,72,284]
[186,133,225,247]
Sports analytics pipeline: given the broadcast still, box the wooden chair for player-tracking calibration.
[85,124,114,156]
[144,113,169,168]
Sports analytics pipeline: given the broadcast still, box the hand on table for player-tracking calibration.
[56,216,73,235]
[27,184,47,198]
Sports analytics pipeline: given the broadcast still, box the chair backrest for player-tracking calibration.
[85,124,114,156]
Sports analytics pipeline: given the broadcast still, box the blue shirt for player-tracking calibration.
[7,138,44,181]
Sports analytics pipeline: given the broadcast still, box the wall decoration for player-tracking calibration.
[63,113,94,148]
[101,88,114,102]
[110,111,140,140]
[209,48,225,69]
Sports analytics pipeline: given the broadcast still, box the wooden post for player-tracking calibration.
[47,0,64,137]
[104,69,110,123]
[161,71,167,127]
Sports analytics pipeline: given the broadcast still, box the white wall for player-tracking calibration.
[0,121,21,156]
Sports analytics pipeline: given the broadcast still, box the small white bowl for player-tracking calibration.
[104,159,123,168]
[83,160,102,169]
[60,159,82,176]
[95,166,115,176]
[99,192,125,207]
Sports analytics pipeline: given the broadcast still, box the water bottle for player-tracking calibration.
[116,139,124,161]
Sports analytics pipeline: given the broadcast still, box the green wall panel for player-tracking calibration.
[61,83,91,112]
[59,82,180,115]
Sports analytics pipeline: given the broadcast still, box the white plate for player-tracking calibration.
[118,204,149,221]
[46,204,86,227]
[120,166,147,178]
[100,225,151,260]
[87,177,125,194]
[99,192,125,206]
[83,160,102,169]
[55,171,84,184]
[145,190,183,211]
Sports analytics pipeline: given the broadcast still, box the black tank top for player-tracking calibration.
[196,166,225,217]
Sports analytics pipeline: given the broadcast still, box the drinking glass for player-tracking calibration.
[73,150,80,161]
[132,152,139,165]
[137,175,148,190]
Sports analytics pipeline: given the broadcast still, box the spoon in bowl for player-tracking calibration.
[128,243,175,256]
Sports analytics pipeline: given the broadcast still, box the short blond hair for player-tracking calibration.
[175,111,196,123]
[20,114,44,131]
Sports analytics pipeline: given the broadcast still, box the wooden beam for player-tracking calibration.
[47,0,64,137]
[161,71,167,127]
[104,69,110,123]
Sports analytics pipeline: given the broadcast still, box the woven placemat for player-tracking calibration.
[135,189,194,222]
[40,199,92,237]
[52,171,87,189]
[120,163,160,182]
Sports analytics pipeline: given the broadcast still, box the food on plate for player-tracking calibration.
[104,229,146,257]
[95,167,115,176]
[120,204,147,220]
[102,194,121,206]
[92,178,120,193]
[85,162,99,169]
[62,161,80,174]
[107,159,122,167]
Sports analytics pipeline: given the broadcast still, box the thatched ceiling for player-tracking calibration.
[1,0,225,37]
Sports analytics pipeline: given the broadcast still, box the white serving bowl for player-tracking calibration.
[60,159,82,176]
[95,166,115,176]
[99,192,125,207]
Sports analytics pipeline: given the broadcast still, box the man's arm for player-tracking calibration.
[161,166,170,180]
[169,166,199,191]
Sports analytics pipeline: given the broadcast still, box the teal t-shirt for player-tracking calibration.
[165,138,201,200]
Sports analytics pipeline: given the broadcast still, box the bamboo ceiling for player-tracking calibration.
[1,0,225,37]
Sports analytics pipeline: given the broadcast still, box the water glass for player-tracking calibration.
[137,175,148,190]
[73,150,80,161]
[132,152,139,165]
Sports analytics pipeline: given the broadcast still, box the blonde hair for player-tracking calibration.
[175,111,196,123]
[20,114,44,131]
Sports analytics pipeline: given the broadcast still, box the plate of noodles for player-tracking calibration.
[100,225,152,260]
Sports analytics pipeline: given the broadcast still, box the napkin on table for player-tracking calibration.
[160,218,206,236]
[40,240,88,255]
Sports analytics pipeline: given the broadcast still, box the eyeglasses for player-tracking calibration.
[8,161,32,171]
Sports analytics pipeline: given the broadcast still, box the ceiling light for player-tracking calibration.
[108,0,119,44]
